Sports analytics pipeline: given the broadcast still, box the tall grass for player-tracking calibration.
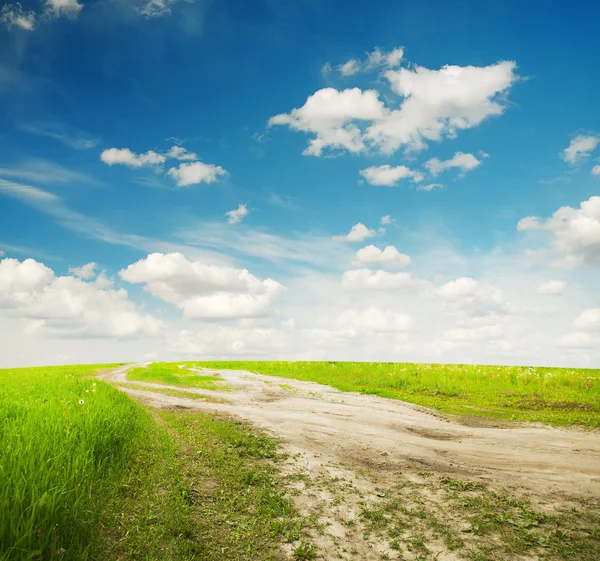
[191,361,600,426]
[0,365,144,560]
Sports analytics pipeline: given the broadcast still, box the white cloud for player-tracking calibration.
[269,88,386,156]
[342,268,428,291]
[557,332,596,349]
[592,165,600,176]
[381,215,393,225]
[1,4,36,30]
[0,159,94,185]
[359,164,423,186]
[425,152,482,176]
[418,183,443,192]
[19,123,99,150]
[138,0,175,17]
[45,0,83,18]
[365,47,404,70]
[338,59,360,77]
[0,257,161,338]
[352,245,411,268]
[0,178,58,203]
[101,148,166,168]
[517,196,600,267]
[561,135,600,164]
[166,145,198,161]
[321,62,332,77]
[69,262,97,279]
[574,308,600,331]
[536,280,566,295]
[436,277,507,317]
[440,324,504,342]
[336,307,412,333]
[226,203,249,224]
[169,325,288,356]
[167,161,228,187]
[333,222,377,242]
[119,252,285,320]
[271,57,518,156]
[372,61,517,154]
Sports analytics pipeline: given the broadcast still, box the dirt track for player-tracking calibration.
[101,363,600,560]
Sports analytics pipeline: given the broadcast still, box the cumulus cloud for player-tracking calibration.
[166,145,198,161]
[271,56,518,157]
[0,257,161,338]
[269,88,386,156]
[1,3,36,30]
[536,280,566,295]
[342,268,428,291]
[381,215,393,225]
[352,245,411,268]
[517,196,600,267]
[119,252,285,320]
[45,0,83,18]
[574,308,600,330]
[425,152,483,176]
[359,164,423,186]
[561,135,600,164]
[592,165,600,176]
[336,307,413,333]
[101,148,166,168]
[226,203,249,224]
[333,222,377,242]
[436,277,507,317]
[167,161,228,187]
[338,59,360,76]
[68,262,97,280]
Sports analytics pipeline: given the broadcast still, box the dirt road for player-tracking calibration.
[102,363,600,560]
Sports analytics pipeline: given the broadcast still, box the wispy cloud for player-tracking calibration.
[0,178,231,265]
[0,159,95,185]
[266,192,301,210]
[18,122,100,150]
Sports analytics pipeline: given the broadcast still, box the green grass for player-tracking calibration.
[1,364,312,560]
[96,408,311,561]
[0,364,142,560]
[115,383,231,403]
[128,363,230,391]
[188,361,600,426]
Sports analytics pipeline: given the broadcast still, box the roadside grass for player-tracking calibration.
[0,364,142,560]
[128,362,231,391]
[115,382,231,404]
[190,361,600,426]
[1,364,313,560]
[97,408,312,560]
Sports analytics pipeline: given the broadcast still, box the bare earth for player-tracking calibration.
[101,364,600,560]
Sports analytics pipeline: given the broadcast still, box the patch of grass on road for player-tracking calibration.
[128,362,231,391]
[116,382,231,403]
[191,361,600,426]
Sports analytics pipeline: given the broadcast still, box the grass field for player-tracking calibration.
[186,361,600,427]
[0,364,139,560]
[0,365,312,560]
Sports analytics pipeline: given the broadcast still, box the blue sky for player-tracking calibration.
[1,0,599,367]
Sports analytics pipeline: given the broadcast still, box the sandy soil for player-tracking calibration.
[100,363,600,560]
